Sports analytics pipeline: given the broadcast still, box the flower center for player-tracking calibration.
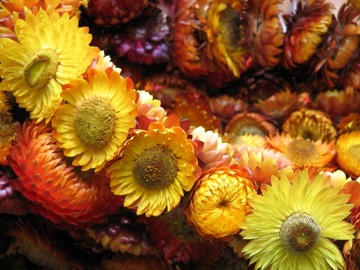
[348,144,360,162]
[133,146,178,190]
[24,49,59,89]
[218,4,242,49]
[74,98,116,149]
[230,119,267,136]
[280,212,321,252]
[287,139,316,164]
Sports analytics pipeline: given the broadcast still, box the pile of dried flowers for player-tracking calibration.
[0,0,360,269]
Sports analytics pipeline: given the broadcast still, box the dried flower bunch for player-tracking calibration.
[0,0,360,269]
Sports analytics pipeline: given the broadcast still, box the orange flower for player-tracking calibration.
[185,164,256,240]
[7,120,122,225]
[337,113,360,135]
[336,131,360,178]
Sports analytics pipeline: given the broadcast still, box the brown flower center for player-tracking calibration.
[218,4,242,49]
[24,49,59,89]
[280,212,321,252]
[133,146,178,190]
[286,139,316,165]
[348,144,360,162]
[74,98,116,149]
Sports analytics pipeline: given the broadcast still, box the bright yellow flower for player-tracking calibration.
[241,170,354,270]
[336,131,360,178]
[52,69,138,171]
[185,164,256,239]
[108,121,200,217]
[0,10,99,122]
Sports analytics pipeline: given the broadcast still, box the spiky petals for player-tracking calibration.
[337,113,360,134]
[267,133,336,168]
[241,170,354,270]
[108,121,201,217]
[282,0,334,69]
[142,207,223,263]
[336,131,360,178]
[0,10,99,123]
[7,120,122,225]
[282,108,337,142]
[52,69,138,171]
[190,126,234,169]
[185,164,256,240]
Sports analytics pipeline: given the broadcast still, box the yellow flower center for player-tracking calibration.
[348,144,360,162]
[24,49,59,89]
[74,98,116,149]
[286,139,316,165]
[280,212,321,252]
[133,146,178,190]
[230,119,267,136]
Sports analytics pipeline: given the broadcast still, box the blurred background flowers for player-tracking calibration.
[0,0,359,269]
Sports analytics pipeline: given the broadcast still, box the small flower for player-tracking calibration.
[7,120,122,225]
[0,10,99,122]
[337,113,360,134]
[190,126,234,169]
[52,69,138,171]
[336,131,360,178]
[209,95,248,122]
[282,108,337,143]
[267,133,336,168]
[108,121,201,217]
[241,170,354,270]
[185,164,257,240]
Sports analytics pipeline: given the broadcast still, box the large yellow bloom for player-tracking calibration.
[241,170,354,270]
[108,121,200,217]
[185,164,257,240]
[0,9,98,122]
[52,69,137,172]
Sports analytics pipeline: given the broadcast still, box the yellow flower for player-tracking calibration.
[52,69,137,171]
[282,108,337,143]
[108,121,200,217]
[267,133,336,168]
[0,10,99,122]
[185,164,257,240]
[336,131,360,178]
[241,170,354,270]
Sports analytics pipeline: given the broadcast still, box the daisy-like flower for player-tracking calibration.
[241,170,354,270]
[225,112,277,137]
[0,10,99,123]
[52,69,138,172]
[190,126,234,169]
[185,164,257,240]
[108,121,201,217]
[336,131,360,178]
[235,146,293,186]
[7,120,122,225]
[282,108,337,143]
[267,133,336,168]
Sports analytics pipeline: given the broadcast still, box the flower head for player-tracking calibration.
[336,131,360,178]
[337,113,360,134]
[0,10,99,122]
[185,164,257,240]
[241,170,354,270]
[108,121,200,217]
[52,69,137,171]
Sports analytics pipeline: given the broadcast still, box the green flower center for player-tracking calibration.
[74,98,116,149]
[24,49,59,89]
[133,146,178,190]
[280,212,321,252]
[348,144,360,162]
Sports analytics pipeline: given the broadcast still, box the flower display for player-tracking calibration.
[0,0,359,268]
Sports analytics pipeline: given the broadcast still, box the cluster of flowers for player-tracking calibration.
[0,0,360,269]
